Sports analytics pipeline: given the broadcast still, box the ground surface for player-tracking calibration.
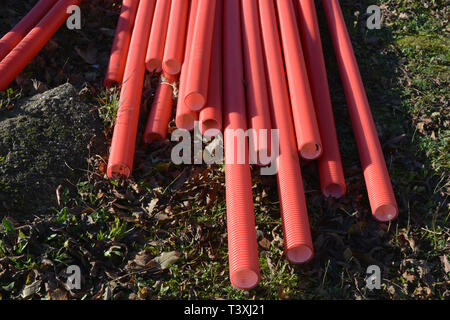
[0,0,448,300]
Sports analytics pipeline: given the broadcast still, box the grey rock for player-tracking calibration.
[0,83,105,217]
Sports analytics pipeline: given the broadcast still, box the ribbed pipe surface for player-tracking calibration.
[322,0,398,221]
[297,0,346,198]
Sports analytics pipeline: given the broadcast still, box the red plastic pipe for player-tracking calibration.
[104,0,140,88]
[175,0,199,131]
[199,0,223,138]
[258,0,313,263]
[0,0,82,91]
[276,0,323,160]
[0,0,58,62]
[145,0,171,73]
[107,0,156,178]
[162,0,189,76]
[183,0,217,111]
[240,0,273,166]
[297,0,346,198]
[223,0,260,290]
[322,0,398,221]
[143,73,176,143]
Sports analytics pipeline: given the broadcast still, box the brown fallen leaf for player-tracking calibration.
[258,238,271,250]
[49,288,68,300]
[152,251,181,270]
[441,255,450,274]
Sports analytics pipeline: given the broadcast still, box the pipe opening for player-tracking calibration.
[201,119,221,138]
[108,163,131,179]
[286,245,313,264]
[144,132,164,144]
[374,204,398,222]
[146,59,162,73]
[163,59,181,75]
[231,269,259,290]
[300,143,321,160]
[104,79,120,89]
[324,183,345,199]
[176,114,195,131]
[185,92,205,111]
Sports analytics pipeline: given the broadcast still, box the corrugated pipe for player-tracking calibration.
[0,0,83,91]
[143,73,176,144]
[146,0,171,73]
[322,0,398,221]
[184,0,217,111]
[297,0,346,198]
[224,0,260,290]
[175,0,199,131]
[104,0,140,88]
[199,0,223,138]
[0,0,58,62]
[240,0,272,166]
[258,0,313,263]
[107,0,156,178]
[162,0,189,76]
[276,0,323,161]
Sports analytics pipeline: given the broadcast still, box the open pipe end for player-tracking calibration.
[200,119,221,138]
[374,204,398,222]
[323,183,346,199]
[163,59,181,75]
[286,245,313,264]
[300,143,322,160]
[185,92,205,111]
[144,132,164,144]
[231,269,260,290]
[107,163,131,179]
[103,79,120,89]
[176,114,195,131]
[146,59,162,73]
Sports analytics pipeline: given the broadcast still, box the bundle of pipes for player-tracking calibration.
[0,0,398,290]
[0,0,83,91]
[104,0,398,290]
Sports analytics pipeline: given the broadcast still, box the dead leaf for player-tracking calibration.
[258,238,271,250]
[146,198,159,215]
[441,256,450,274]
[152,251,180,270]
[22,280,41,298]
[49,288,68,300]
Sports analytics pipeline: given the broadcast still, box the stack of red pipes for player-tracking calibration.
[0,0,399,290]
[104,0,398,290]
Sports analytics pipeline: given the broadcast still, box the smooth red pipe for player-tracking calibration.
[0,0,58,62]
[104,0,140,88]
[240,0,272,165]
[107,0,156,178]
[0,0,82,91]
[276,0,323,160]
[162,0,189,76]
[224,0,260,290]
[145,0,171,73]
[143,73,176,143]
[183,0,217,111]
[258,0,313,263]
[322,0,398,221]
[175,0,199,131]
[297,0,346,198]
[199,0,223,138]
